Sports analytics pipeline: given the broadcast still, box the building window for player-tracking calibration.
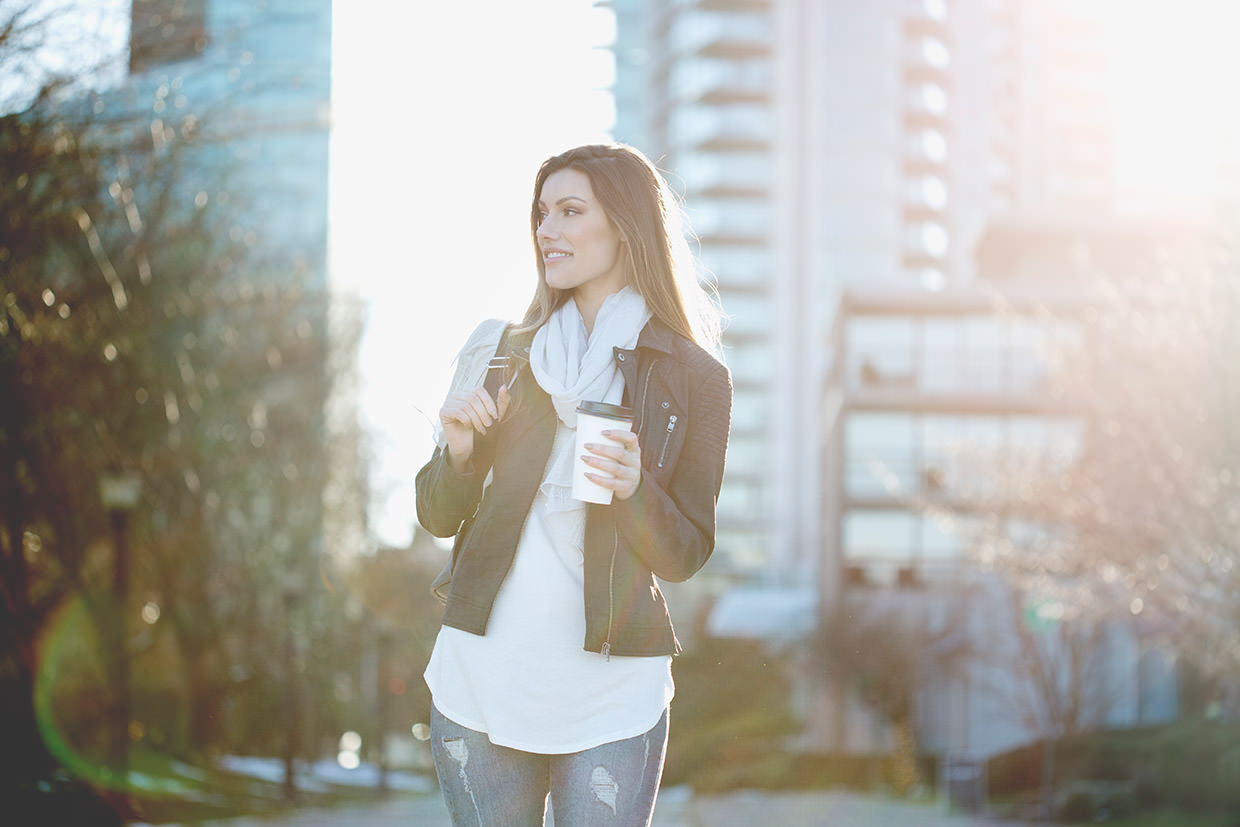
[920,511,963,560]
[848,317,915,388]
[718,477,766,523]
[843,509,967,584]
[844,411,1083,503]
[846,413,917,497]
[844,509,916,563]
[963,317,1004,391]
[848,313,1081,396]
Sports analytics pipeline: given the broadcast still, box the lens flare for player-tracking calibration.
[34,595,123,791]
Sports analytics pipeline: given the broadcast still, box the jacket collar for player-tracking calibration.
[615,315,678,360]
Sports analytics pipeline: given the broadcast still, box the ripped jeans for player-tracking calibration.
[429,705,669,827]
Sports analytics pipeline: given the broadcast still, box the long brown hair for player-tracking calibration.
[514,144,722,353]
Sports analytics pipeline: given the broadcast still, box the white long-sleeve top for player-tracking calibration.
[423,422,674,754]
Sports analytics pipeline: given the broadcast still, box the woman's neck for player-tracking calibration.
[572,288,614,336]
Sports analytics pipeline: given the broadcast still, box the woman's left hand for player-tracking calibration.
[583,429,642,501]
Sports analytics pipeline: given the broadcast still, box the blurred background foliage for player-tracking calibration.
[0,2,376,818]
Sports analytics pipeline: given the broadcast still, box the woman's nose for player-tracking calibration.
[537,215,557,238]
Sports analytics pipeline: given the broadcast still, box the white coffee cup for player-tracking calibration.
[572,401,635,504]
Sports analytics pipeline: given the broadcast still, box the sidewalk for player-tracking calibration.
[189,787,1030,826]
[672,789,1028,826]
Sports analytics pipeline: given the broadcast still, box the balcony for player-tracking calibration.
[718,291,771,341]
[678,152,771,197]
[902,0,950,36]
[903,128,949,171]
[903,174,948,219]
[903,36,951,83]
[676,0,772,10]
[902,221,949,264]
[689,199,770,245]
[670,104,771,151]
[903,83,950,126]
[670,12,773,59]
[701,244,770,291]
[672,58,771,104]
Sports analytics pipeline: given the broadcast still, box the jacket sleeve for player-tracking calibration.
[614,358,732,582]
[413,319,506,537]
[415,447,486,538]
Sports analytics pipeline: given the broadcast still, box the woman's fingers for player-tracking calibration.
[439,387,501,434]
[582,429,642,500]
[585,430,638,465]
[604,429,639,456]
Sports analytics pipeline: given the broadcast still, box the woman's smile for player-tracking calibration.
[535,168,626,302]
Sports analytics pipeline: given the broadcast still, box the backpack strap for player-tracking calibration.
[482,325,513,399]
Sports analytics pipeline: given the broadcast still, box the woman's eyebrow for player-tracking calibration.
[537,195,588,209]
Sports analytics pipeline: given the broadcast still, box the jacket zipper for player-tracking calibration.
[658,415,678,468]
[633,360,656,436]
[603,358,659,659]
[602,527,618,661]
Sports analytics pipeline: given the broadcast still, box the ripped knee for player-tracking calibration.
[590,765,619,814]
[442,736,470,768]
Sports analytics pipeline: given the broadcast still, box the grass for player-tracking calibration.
[60,747,430,824]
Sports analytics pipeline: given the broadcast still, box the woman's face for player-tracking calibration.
[535,168,626,301]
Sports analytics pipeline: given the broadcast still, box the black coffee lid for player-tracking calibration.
[576,401,633,421]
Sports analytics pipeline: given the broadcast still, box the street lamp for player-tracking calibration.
[98,470,142,787]
[375,622,392,796]
[282,581,302,803]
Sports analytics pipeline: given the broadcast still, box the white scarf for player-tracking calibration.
[529,287,650,506]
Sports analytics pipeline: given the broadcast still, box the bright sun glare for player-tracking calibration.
[330,1,616,546]
[1102,0,1240,211]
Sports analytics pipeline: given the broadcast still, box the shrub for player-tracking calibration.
[662,637,799,790]
[987,721,1240,816]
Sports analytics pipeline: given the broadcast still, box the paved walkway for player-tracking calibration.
[188,788,1029,826]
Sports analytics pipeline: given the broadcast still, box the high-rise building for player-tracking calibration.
[607,0,1115,592]
[120,0,333,287]
[607,0,1208,763]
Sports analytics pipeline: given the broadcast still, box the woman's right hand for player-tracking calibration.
[438,384,510,471]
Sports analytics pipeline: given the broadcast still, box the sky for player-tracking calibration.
[329,1,616,547]
[1101,0,1240,214]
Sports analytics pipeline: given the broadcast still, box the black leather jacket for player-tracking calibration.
[415,317,732,657]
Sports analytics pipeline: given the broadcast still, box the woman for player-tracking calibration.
[416,144,731,826]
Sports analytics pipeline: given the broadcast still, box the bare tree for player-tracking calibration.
[966,229,1239,678]
[815,587,974,796]
[1,2,355,812]
[965,578,1138,820]
[945,217,1239,814]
